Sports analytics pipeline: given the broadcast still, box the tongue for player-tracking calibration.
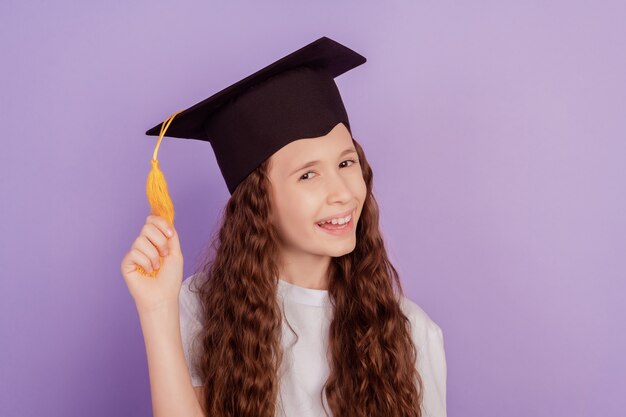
[319,221,347,230]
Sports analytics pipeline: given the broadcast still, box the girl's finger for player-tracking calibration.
[141,223,169,257]
[133,235,161,270]
[146,214,174,239]
[129,248,154,273]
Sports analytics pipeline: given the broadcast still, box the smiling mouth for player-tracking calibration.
[317,217,351,230]
[315,211,355,232]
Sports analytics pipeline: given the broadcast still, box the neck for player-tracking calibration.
[277,250,331,290]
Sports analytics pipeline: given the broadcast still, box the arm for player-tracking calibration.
[138,302,206,417]
[418,324,447,417]
[399,295,448,417]
[121,216,205,416]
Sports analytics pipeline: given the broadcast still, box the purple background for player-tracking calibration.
[1,1,624,416]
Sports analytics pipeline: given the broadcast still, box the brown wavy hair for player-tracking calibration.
[190,136,424,417]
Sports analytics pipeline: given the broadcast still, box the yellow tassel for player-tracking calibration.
[136,110,184,278]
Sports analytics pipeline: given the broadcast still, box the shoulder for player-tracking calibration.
[179,273,203,320]
[398,294,444,350]
[181,272,204,298]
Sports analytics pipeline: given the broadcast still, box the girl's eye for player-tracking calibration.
[299,159,359,181]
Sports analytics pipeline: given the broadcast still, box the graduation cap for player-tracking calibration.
[145,36,367,196]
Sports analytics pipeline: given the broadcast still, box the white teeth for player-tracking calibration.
[318,214,351,226]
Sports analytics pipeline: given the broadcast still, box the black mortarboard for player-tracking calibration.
[145,36,367,195]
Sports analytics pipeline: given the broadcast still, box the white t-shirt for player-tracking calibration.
[179,274,447,417]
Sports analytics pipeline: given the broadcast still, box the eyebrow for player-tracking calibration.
[289,148,358,176]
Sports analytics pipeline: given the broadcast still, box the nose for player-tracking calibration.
[324,168,353,203]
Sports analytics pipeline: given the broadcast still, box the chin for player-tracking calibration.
[324,240,357,257]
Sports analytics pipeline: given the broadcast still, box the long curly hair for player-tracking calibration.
[189,136,424,417]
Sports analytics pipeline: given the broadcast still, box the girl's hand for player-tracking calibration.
[120,214,184,314]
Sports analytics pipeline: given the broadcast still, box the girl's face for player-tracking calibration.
[267,122,367,259]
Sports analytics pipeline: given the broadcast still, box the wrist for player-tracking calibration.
[136,298,179,318]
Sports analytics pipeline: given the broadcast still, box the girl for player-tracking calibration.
[121,37,447,417]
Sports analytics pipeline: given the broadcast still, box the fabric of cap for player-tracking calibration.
[145,36,366,195]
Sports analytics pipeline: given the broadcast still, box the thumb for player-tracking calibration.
[166,224,182,255]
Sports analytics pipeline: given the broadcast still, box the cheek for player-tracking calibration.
[350,173,368,201]
[276,210,318,249]
[280,209,309,231]
[273,193,317,239]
